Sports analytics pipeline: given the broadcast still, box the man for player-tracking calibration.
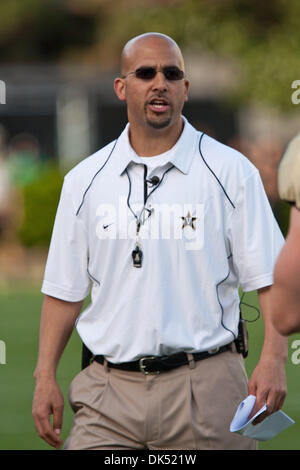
[271,134,300,334]
[32,33,287,450]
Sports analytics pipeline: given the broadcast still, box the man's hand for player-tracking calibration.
[32,376,64,449]
[246,286,288,425]
[32,295,83,448]
[247,354,287,424]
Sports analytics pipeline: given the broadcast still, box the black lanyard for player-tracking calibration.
[125,163,175,267]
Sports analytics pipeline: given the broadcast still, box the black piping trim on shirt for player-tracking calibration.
[125,168,136,220]
[87,267,100,286]
[198,133,235,209]
[143,164,148,204]
[76,139,118,216]
[216,270,236,340]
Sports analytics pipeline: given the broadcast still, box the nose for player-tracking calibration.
[151,70,168,92]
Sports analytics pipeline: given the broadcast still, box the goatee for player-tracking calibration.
[145,116,172,129]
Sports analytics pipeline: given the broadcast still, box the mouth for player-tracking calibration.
[147,97,170,113]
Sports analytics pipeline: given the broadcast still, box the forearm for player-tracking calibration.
[271,207,300,335]
[271,277,300,335]
[247,286,287,421]
[258,286,288,361]
[34,294,83,380]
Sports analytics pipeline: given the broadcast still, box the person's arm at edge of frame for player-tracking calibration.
[32,294,83,449]
[271,205,300,335]
[247,285,288,424]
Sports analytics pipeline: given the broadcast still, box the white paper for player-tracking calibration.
[230,395,295,441]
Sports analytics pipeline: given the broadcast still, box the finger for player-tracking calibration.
[53,404,64,436]
[277,392,287,411]
[247,381,257,398]
[40,416,63,448]
[248,393,267,421]
[248,403,264,421]
[267,388,287,414]
[252,390,283,425]
[252,407,269,425]
[33,412,63,448]
[248,388,269,422]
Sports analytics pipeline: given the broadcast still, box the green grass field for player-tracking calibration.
[0,285,299,450]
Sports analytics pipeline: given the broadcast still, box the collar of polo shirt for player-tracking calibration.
[117,116,197,176]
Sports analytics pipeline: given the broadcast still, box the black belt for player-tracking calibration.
[94,343,234,375]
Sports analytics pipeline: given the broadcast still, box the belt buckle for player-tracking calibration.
[139,356,160,375]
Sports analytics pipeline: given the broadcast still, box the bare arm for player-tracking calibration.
[248,285,288,423]
[32,294,83,448]
[271,206,300,335]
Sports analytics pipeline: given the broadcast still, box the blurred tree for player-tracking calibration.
[94,0,300,110]
[0,0,99,61]
[18,164,63,246]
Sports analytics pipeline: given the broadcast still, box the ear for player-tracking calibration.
[184,79,190,102]
[114,77,126,102]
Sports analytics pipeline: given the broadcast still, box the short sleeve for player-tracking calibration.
[41,176,90,301]
[228,170,285,292]
[278,134,300,210]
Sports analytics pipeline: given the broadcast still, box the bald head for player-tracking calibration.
[120,33,185,76]
[114,32,189,135]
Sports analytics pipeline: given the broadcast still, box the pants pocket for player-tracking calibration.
[189,351,256,449]
[68,361,108,414]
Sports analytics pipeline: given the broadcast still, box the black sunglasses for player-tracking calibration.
[122,66,185,81]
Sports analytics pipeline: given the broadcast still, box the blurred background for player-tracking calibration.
[0,0,299,450]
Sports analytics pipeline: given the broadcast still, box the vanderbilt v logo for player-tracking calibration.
[181,211,197,230]
[0,80,6,104]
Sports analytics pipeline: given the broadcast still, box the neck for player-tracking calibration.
[128,117,184,157]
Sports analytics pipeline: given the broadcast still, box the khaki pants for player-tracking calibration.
[64,350,257,450]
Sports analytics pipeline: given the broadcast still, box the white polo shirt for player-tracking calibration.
[41,116,284,363]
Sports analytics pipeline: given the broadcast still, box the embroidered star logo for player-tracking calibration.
[181,211,197,230]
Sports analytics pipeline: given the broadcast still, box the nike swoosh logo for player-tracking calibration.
[103,223,114,230]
